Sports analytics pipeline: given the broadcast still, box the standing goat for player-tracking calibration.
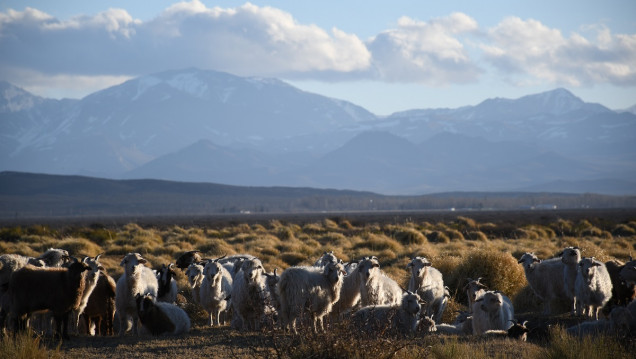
[6,261,90,339]
[200,257,233,326]
[407,257,447,323]
[278,261,346,333]
[575,257,613,320]
[518,252,568,314]
[156,263,178,303]
[230,258,268,331]
[115,253,158,336]
[560,246,581,316]
[358,257,402,307]
[464,277,487,314]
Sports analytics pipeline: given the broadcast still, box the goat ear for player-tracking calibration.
[119,257,126,267]
[94,253,102,262]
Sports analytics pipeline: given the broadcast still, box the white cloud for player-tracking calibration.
[482,17,636,86]
[0,1,370,80]
[367,13,482,84]
[1,2,635,98]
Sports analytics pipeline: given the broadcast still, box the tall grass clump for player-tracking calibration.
[0,330,62,359]
[442,249,526,305]
[544,326,632,359]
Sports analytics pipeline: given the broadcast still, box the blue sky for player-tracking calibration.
[1,0,634,115]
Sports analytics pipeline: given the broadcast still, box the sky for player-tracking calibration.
[1,0,635,115]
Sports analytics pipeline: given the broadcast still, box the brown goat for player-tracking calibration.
[7,261,90,339]
[83,271,117,336]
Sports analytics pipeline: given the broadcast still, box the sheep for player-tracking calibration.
[185,263,205,305]
[559,246,582,316]
[481,320,529,341]
[351,291,421,336]
[156,263,178,303]
[115,253,159,336]
[176,250,202,270]
[358,256,402,307]
[314,251,338,267]
[575,257,613,320]
[471,291,514,335]
[72,255,104,335]
[518,252,569,314]
[605,260,636,308]
[407,257,447,323]
[82,269,117,336]
[200,257,233,326]
[464,277,487,314]
[230,257,268,331]
[135,294,190,335]
[5,261,90,339]
[278,261,346,333]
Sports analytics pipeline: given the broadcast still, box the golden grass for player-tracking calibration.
[2,213,636,358]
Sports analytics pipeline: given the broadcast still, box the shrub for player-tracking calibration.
[442,249,526,305]
[465,231,489,241]
[57,237,103,257]
[445,229,465,241]
[280,252,306,266]
[612,223,636,237]
[545,326,632,359]
[393,228,427,245]
[426,231,450,243]
[0,330,62,359]
[455,216,477,229]
[354,233,402,253]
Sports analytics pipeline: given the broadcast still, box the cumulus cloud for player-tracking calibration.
[0,1,635,96]
[481,17,636,86]
[367,13,482,84]
[0,1,371,79]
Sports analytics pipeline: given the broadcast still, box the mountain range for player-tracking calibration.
[1,68,635,195]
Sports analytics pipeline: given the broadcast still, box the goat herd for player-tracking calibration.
[0,246,635,343]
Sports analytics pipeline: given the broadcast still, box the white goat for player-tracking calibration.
[136,294,190,335]
[185,263,204,305]
[314,251,338,267]
[471,291,514,335]
[560,246,581,316]
[575,257,613,320]
[278,261,346,333]
[115,253,158,336]
[230,258,268,331]
[358,256,402,307]
[200,257,233,326]
[464,277,487,314]
[407,257,447,323]
[330,260,363,319]
[351,291,421,336]
[518,252,568,314]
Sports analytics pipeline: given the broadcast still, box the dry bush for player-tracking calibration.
[445,229,465,241]
[355,233,402,253]
[455,216,478,229]
[545,325,632,359]
[196,238,236,257]
[426,230,450,243]
[302,222,326,235]
[442,249,526,305]
[57,237,103,257]
[276,226,296,241]
[393,228,427,245]
[612,223,636,236]
[465,230,489,241]
[280,252,306,266]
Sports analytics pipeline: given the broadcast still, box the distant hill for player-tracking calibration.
[1,172,634,219]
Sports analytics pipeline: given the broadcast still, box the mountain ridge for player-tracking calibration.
[1,68,635,195]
